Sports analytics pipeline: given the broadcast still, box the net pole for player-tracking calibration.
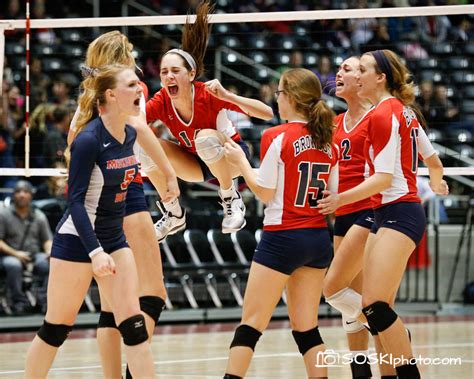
[24,0,30,176]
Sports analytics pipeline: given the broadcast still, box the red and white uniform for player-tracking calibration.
[257,122,339,231]
[333,109,373,216]
[365,97,435,208]
[146,81,246,153]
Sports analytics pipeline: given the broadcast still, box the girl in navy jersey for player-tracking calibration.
[318,50,449,379]
[25,65,156,378]
[222,68,338,379]
[68,31,177,379]
[142,1,273,242]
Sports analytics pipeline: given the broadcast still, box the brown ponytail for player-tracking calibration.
[368,49,427,128]
[281,68,335,149]
[180,0,214,78]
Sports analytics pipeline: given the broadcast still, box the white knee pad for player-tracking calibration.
[342,314,366,334]
[139,147,158,172]
[194,135,224,164]
[326,287,362,319]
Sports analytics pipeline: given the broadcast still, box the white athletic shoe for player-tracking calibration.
[154,202,186,242]
[220,191,246,234]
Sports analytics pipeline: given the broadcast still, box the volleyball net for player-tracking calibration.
[0,3,473,186]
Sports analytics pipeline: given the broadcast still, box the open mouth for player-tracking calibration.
[133,98,140,106]
[336,80,344,88]
[168,84,178,95]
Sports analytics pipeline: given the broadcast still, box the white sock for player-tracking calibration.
[162,198,182,217]
[219,184,237,199]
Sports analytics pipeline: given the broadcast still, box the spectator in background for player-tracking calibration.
[275,50,304,80]
[348,0,378,53]
[43,105,71,167]
[415,3,451,44]
[0,180,52,314]
[431,84,459,129]
[417,80,435,124]
[314,56,336,95]
[0,80,17,189]
[50,75,76,108]
[363,21,393,52]
[30,58,50,110]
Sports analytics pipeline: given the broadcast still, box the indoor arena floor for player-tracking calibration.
[0,316,473,378]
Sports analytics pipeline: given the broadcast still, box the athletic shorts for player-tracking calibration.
[51,233,129,263]
[197,140,251,182]
[334,208,374,237]
[253,228,333,275]
[370,202,426,245]
[125,181,148,216]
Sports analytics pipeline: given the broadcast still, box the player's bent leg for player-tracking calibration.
[25,258,92,378]
[286,266,328,378]
[225,262,288,378]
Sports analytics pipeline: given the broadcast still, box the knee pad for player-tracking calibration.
[223,374,242,379]
[97,311,117,329]
[230,324,262,351]
[118,314,149,346]
[37,320,72,347]
[362,301,398,333]
[342,314,366,334]
[140,296,165,324]
[139,147,158,172]
[325,287,362,319]
[195,135,224,164]
[291,326,324,355]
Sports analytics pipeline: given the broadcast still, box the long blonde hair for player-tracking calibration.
[85,30,135,69]
[65,64,129,164]
[281,68,335,149]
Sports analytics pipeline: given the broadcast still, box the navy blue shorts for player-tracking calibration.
[253,228,333,275]
[370,202,426,245]
[125,181,148,216]
[334,209,374,237]
[51,233,129,263]
[197,140,251,182]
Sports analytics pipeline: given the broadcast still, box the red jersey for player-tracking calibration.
[364,97,436,208]
[257,122,339,231]
[333,110,373,216]
[146,81,246,153]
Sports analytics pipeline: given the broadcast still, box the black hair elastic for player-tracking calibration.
[372,50,394,88]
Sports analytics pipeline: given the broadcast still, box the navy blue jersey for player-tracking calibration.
[56,117,138,256]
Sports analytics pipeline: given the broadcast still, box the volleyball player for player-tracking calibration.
[68,31,178,378]
[142,0,274,242]
[222,68,338,379]
[24,65,156,378]
[318,49,449,379]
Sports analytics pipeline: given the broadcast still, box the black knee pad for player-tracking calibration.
[291,326,324,355]
[97,311,118,329]
[37,320,72,347]
[118,314,149,346]
[223,374,242,379]
[139,296,165,324]
[362,301,398,333]
[229,324,262,351]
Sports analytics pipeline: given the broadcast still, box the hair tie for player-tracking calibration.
[164,48,197,71]
[80,64,97,78]
[372,50,394,88]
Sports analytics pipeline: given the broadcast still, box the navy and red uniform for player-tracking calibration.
[253,122,339,275]
[365,97,436,244]
[333,110,374,237]
[51,117,139,262]
[146,81,250,181]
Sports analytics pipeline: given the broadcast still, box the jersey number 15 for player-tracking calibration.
[295,162,330,207]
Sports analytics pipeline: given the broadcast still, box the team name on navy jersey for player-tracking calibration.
[293,135,333,158]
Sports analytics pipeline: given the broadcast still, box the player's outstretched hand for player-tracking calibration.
[91,252,116,277]
[204,79,229,101]
[223,136,246,167]
[317,190,340,215]
[430,179,449,196]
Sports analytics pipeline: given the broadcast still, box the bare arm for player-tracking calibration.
[204,79,274,121]
[424,153,449,195]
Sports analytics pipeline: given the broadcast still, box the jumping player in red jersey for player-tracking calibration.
[68,31,178,379]
[25,65,156,378]
[318,49,449,379]
[142,1,273,242]
[222,68,338,379]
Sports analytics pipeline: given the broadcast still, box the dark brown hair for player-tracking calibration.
[281,68,335,149]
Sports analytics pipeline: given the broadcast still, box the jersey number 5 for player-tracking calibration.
[295,162,330,207]
[121,168,136,190]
